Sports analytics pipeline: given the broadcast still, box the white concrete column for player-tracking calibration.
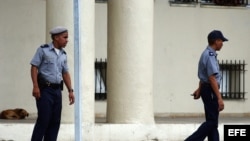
[46,0,74,123]
[107,0,154,123]
[46,0,95,124]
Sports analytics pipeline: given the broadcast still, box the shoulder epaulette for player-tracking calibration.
[40,44,49,48]
[209,52,214,56]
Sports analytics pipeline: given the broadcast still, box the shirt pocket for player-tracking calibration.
[44,56,55,66]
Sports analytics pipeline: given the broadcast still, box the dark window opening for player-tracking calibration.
[201,0,248,6]
[169,0,198,6]
[95,58,107,100]
[219,60,247,100]
[96,0,107,3]
[170,0,198,4]
[169,0,249,6]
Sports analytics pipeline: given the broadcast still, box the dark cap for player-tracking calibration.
[208,30,228,42]
[49,26,68,35]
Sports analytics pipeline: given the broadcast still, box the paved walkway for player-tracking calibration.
[1,116,249,141]
[1,116,250,124]
[95,116,250,124]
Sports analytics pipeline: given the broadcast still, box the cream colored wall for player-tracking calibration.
[0,0,74,123]
[0,0,250,120]
[95,3,108,116]
[153,0,250,115]
[0,0,46,116]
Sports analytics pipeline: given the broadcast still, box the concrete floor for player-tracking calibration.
[95,116,250,124]
[1,115,249,124]
[0,116,249,141]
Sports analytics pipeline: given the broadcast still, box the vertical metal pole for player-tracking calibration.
[74,0,82,140]
[243,60,245,99]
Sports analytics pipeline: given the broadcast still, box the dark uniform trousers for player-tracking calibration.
[31,87,62,141]
[185,84,219,141]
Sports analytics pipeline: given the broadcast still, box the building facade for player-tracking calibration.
[0,0,250,140]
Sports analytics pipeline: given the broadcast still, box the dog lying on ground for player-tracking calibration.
[0,108,29,119]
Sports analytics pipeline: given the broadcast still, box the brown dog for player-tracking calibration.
[0,108,29,119]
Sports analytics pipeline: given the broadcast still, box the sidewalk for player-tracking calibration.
[1,115,249,124]
[95,115,250,124]
[1,116,249,141]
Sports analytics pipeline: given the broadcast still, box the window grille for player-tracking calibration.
[169,0,249,6]
[219,60,247,100]
[169,0,198,6]
[96,0,107,3]
[201,0,248,6]
[95,58,107,100]
[169,0,198,4]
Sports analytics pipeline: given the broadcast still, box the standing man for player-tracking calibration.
[30,26,75,141]
[185,30,228,141]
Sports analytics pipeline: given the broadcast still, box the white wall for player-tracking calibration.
[0,0,250,121]
[153,0,250,115]
[153,0,250,116]
[0,0,46,116]
[0,0,75,122]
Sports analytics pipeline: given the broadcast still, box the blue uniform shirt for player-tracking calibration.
[30,43,69,84]
[198,46,221,85]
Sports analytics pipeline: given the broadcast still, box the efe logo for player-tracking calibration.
[224,125,250,141]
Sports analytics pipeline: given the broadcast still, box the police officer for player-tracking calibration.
[185,30,228,141]
[30,26,75,141]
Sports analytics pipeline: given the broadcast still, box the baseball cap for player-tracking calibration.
[207,30,228,42]
[49,26,68,35]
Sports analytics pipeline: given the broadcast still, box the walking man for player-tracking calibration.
[185,30,228,141]
[30,26,75,141]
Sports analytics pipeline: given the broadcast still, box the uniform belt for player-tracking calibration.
[201,82,220,88]
[45,82,61,89]
[201,82,210,86]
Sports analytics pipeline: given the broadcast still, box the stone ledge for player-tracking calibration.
[1,119,249,141]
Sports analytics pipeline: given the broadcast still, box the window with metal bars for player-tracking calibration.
[169,0,198,6]
[169,0,198,4]
[200,0,249,6]
[169,0,249,6]
[219,60,247,100]
[96,0,107,3]
[95,58,107,100]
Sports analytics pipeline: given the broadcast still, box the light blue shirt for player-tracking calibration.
[30,42,69,84]
[198,46,221,85]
